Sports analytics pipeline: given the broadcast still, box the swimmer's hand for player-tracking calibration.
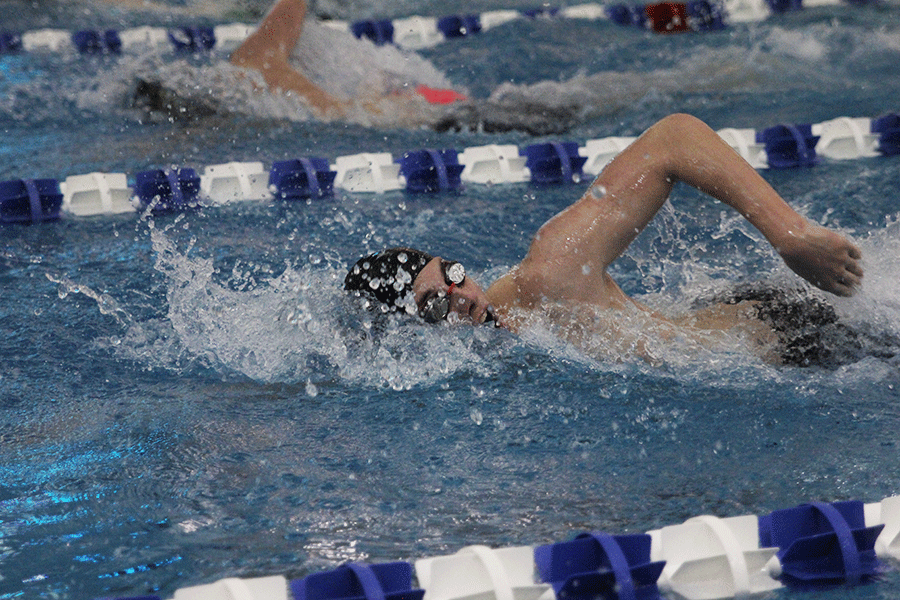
[777,222,863,296]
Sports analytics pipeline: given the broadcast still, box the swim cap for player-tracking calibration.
[344,248,433,314]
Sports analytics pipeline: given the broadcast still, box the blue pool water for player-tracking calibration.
[2,0,900,598]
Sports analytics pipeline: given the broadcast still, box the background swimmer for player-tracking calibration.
[229,0,466,121]
[130,0,581,132]
[131,0,772,133]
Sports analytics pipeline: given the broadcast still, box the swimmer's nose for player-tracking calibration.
[449,287,481,322]
[449,291,473,317]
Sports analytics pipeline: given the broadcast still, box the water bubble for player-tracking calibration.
[470,407,483,425]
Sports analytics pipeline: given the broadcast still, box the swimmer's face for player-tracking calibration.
[412,257,494,325]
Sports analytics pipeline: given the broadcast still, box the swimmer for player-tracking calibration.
[229,0,467,120]
[344,114,864,361]
[129,0,589,133]
[226,0,577,133]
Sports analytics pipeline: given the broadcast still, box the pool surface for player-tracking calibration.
[1,0,900,598]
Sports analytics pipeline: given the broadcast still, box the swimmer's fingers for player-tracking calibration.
[819,254,863,297]
[808,262,860,297]
[837,243,864,295]
[831,279,858,297]
[846,257,865,281]
[778,226,864,296]
[808,275,853,297]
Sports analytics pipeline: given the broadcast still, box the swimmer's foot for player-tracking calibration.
[776,222,863,297]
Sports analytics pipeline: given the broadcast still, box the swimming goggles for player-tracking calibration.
[419,260,466,323]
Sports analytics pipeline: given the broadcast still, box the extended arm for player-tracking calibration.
[488,114,862,311]
[230,0,346,116]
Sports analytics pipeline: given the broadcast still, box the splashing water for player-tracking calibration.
[93,219,511,389]
[85,207,898,393]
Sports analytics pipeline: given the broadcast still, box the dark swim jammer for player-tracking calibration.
[698,284,897,367]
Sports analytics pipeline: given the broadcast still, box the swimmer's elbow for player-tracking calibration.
[654,113,708,134]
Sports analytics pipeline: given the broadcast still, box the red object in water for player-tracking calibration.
[415,85,469,105]
[646,3,692,33]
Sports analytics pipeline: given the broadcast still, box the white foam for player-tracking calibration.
[290,19,455,101]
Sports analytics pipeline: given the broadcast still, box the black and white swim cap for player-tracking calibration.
[344,248,433,313]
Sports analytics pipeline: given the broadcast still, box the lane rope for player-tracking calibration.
[1,112,897,223]
[0,0,885,58]
[98,495,900,600]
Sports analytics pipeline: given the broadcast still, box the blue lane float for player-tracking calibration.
[397,149,464,193]
[0,178,63,224]
[292,562,424,600]
[765,0,804,13]
[605,3,650,26]
[521,7,562,18]
[4,111,898,224]
[436,15,482,39]
[168,26,216,52]
[759,500,883,587]
[0,31,22,52]
[756,123,820,169]
[686,0,728,30]
[350,20,395,46]
[873,113,900,155]
[521,142,588,185]
[133,168,201,213]
[269,158,337,200]
[72,29,122,54]
[97,494,900,600]
[535,532,665,600]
